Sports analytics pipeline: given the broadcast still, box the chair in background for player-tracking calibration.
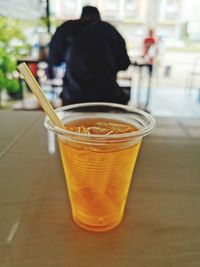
[185,57,200,94]
[117,66,133,103]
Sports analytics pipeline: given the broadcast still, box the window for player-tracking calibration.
[164,0,179,20]
[82,0,96,6]
[104,0,120,19]
[124,0,137,19]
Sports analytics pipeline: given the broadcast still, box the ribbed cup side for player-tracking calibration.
[59,139,141,231]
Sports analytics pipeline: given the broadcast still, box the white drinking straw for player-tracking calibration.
[17,63,65,129]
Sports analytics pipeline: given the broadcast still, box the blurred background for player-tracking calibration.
[0,0,200,117]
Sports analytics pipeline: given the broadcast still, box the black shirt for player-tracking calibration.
[48,19,130,104]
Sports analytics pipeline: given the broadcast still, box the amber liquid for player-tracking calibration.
[58,118,141,232]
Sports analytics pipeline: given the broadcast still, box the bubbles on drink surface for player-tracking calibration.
[65,118,138,135]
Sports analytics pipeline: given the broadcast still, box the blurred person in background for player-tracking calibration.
[142,28,158,65]
[48,6,130,105]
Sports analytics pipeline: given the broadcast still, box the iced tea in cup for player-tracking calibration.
[44,102,155,232]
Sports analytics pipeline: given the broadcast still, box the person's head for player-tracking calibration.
[80,6,101,21]
[148,28,155,37]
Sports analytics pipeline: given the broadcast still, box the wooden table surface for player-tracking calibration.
[0,111,200,267]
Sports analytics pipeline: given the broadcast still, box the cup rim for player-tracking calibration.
[44,102,155,140]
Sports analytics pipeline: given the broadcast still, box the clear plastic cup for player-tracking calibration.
[44,102,155,232]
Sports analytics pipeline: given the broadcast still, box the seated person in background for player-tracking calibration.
[48,6,130,105]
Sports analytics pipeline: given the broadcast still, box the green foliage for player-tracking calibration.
[0,17,27,93]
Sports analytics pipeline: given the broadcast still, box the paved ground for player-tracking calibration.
[130,87,200,117]
[127,51,200,117]
[154,51,200,90]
